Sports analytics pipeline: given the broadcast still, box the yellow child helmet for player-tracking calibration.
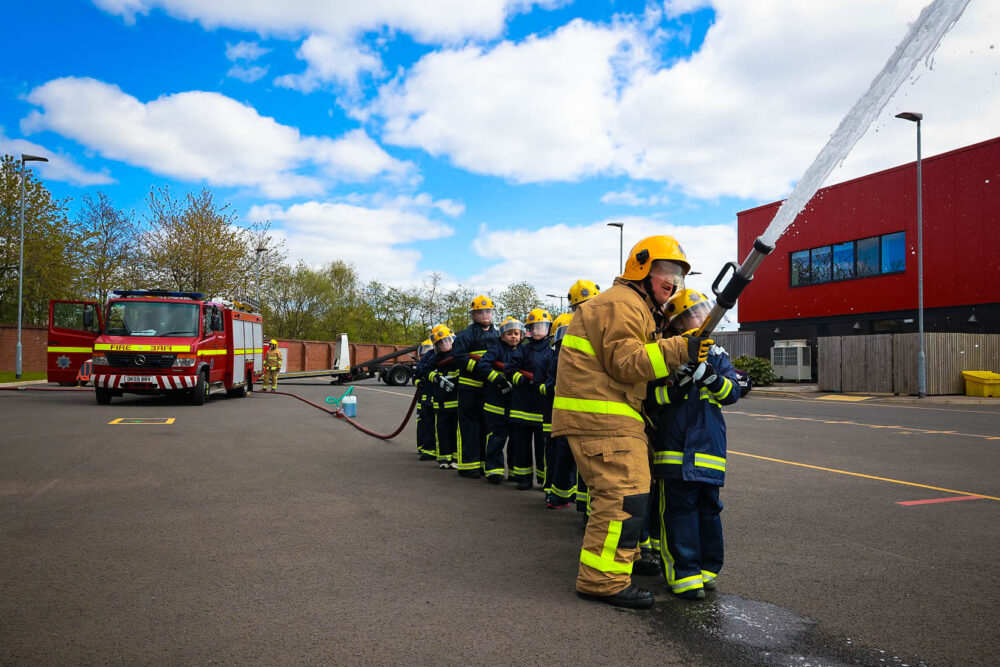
[621,235,690,280]
[525,308,553,337]
[431,325,454,342]
[498,316,525,335]
[419,338,434,355]
[666,289,713,332]
[470,295,495,312]
[567,279,600,307]
[552,312,573,345]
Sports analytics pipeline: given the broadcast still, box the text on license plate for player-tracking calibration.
[122,375,155,383]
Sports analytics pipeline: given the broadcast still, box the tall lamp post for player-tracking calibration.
[255,246,266,308]
[606,222,624,274]
[16,154,48,380]
[546,293,565,313]
[895,111,925,399]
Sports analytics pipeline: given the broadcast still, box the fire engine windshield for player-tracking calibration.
[105,301,201,337]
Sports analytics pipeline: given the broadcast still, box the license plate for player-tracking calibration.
[122,375,155,383]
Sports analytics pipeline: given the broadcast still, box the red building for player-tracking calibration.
[737,136,1000,359]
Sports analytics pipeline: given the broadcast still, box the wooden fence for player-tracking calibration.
[819,333,1000,395]
[713,331,756,360]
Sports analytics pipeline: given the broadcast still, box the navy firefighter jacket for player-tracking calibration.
[413,349,435,409]
[474,340,519,419]
[536,340,561,431]
[450,322,499,393]
[506,336,554,426]
[415,349,460,412]
[649,348,741,485]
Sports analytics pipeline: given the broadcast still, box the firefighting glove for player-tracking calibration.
[682,330,714,364]
[495,376,513,395]
[437,375,455,392]
[693,361,720,387]
[675,363,695,387]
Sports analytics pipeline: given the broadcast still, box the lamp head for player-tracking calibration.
[895,112,923,123]
[20,154,48,164]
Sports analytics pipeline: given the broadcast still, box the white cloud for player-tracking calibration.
[21,77,412,198]
[275,34,383,93]
[601,188,670,207]
[226,64,269,83]
[250,196,456,284]
[372,1,998,200]
[225,40,269,62]
[0,127,115,186]
[468,216,737,305]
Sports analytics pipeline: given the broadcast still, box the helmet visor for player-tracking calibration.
[471,308,494,324]
[526,321,551,337]
[553,325,569,345]
[434,335,455,352]
[670,300,713,333]
[499,319,525,335]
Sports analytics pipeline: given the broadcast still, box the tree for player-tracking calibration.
[496,281,541,322]
[0,154,81,325]
[74,192,139,303]
[141,187,284,299]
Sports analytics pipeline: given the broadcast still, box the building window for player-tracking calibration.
[810,246,832,283]
[832,242,855,280]
[881,231,906,273]
[789,231,906,287]
[791,250,810,286]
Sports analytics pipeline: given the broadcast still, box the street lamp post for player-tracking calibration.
[16,154,48,380]
[896,111,925,399]
[255,246,266,307]
[607,222,624,274]
[546,293,565,313]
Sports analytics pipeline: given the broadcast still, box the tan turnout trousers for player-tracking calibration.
[569,434,652,596]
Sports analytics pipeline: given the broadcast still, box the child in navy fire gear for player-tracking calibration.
[474,317,524,486]
[539,313,576,509]
[416,326,462,469]
[414,338,437,461]
[507,309,555,488]
[647,289,741,600]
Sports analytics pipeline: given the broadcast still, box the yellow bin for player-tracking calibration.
[962,371,1000,397]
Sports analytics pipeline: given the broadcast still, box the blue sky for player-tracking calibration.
[3,1,997,322]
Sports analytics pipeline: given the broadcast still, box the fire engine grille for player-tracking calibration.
[106,352,177,369]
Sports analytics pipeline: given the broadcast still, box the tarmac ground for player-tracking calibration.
[1,378,998,665]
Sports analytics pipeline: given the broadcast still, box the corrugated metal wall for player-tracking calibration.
[819,332,1000,394]
[713,331,757,360]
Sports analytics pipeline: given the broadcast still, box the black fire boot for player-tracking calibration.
[577,584,654,609]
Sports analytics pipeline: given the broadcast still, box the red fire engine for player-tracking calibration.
[47,290,263,405]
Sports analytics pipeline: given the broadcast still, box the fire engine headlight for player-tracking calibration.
[173,355,197,367]
[92,355,108,366]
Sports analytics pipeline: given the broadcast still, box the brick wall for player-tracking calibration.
[0,325,48,372]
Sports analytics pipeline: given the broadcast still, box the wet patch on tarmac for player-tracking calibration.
[643,591,929,666]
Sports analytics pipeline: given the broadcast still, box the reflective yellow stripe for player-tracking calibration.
[459,377,484,387]
[712,377,734,401]
[701,570,717,582]
[579,519,631,574]
[645,343,669,379]
[654,385,671,405]
[483,403,506,415]
[562,334,596,356]
[671,574,704,593]
[471,349,487,356]
[542,424,552,433]
[512,372,524,384]
[466,359,477,372]
[539,384,547,396]
[198,349,227,356]
[47,346,93,353]
[443,400,458,409]
[509,410,543,422]
[694,453,726,472]
[653,450,684,465]
[553,396,643,423]
[94,343,191,352]
[488,370,499,382]
[698,388,721,406]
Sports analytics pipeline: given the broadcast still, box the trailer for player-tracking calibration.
[276,334,420,386]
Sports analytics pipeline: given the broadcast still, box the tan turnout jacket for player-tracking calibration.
[551,277,689,438]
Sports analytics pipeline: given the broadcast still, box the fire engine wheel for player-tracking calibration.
[386,364,411,386]
[190,371,209,406]
[95,387,112,405]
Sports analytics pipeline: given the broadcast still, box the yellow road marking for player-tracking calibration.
[729,410,1000,441]
[109,417,175,425]
[729,450,1000,502]
[817,395,873,402]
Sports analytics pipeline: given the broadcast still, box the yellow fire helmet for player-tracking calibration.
[666,289,713,332]
[567,279,601,308]
[419,338,434,355]
[621,235,691,280]
[551,312,573,345]
[524,308,552,325]
[269,339,278,346]
[470,295,495,312]
[431,325,454,343]
[498,316,525,335]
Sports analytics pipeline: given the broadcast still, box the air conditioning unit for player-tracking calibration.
[770,339,812,381]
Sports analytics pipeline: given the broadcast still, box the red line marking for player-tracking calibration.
[896,495,985,506]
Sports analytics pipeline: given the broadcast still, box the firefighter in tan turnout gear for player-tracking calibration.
[551,235,714,609]
[263,339,283,392]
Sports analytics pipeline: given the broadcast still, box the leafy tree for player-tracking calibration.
[74,192,140,303]
[0,154,81,325]
[496,281,541,322]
